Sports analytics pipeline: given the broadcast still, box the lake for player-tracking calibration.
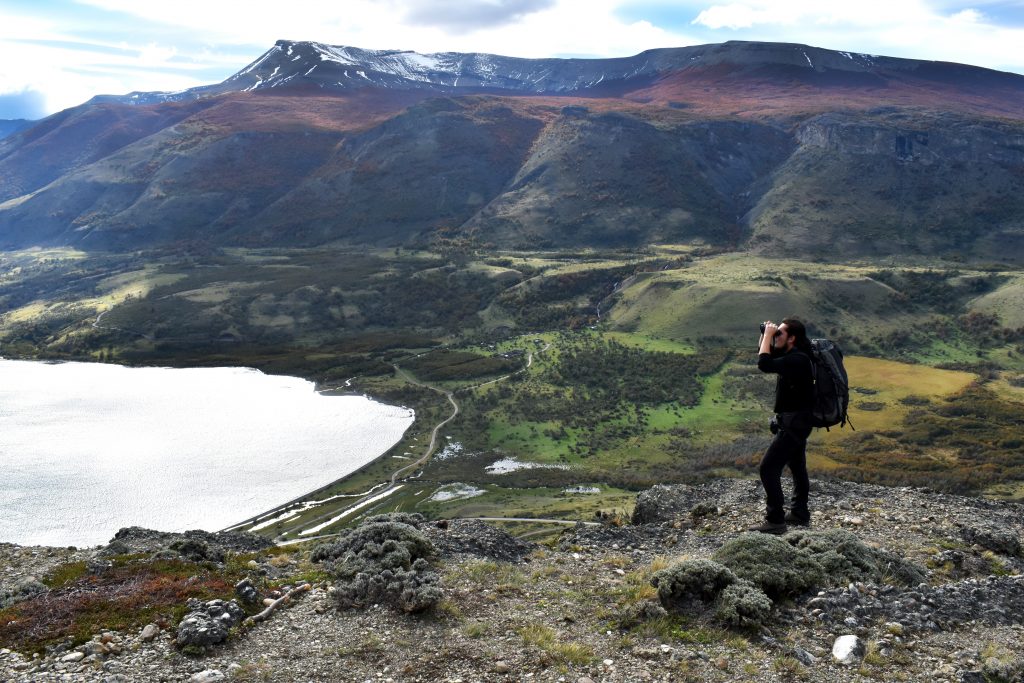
[0,359,414,547]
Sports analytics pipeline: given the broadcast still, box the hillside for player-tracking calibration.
[1,480,1022,682]
[0,119,34,141]
[0,41,1023,259]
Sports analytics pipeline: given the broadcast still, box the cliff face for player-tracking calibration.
[1,478,1022,681]
[747,112,1024,260]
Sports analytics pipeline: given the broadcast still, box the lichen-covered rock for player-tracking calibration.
[171,539,219,562]
[104,527,273,561]
[175,599,245,648]
[652,559,737,608]
[422,519,536,562]
[712,533,825,599]
[234,578,259,604]
[832,634,865,665]
[713,579,773,628]
[631,485,699,525]
[960,523,1022,557]
[313,515,441,613]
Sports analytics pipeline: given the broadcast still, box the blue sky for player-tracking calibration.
[1,0,1023,119]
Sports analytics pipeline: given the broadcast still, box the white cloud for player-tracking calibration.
[692,1,936,30]
[693,4,779,30]
[949,8,983,23]
[72,0,693,57]
[689,0,1024,73]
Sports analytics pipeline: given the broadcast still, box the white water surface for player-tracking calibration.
[0,360,414,547]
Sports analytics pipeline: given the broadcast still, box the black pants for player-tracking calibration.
[759,414,812,524]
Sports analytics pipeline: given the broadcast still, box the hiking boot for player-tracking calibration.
[785,511,811,527]
[747,521,788,535]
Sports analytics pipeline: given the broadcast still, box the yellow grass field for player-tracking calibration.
[817,356,976,439]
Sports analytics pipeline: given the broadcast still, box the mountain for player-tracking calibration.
[1,40,1023,259]
[0,119,34,140]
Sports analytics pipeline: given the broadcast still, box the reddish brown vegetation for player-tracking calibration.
[0,560,235,653]
[623,67,1024,121]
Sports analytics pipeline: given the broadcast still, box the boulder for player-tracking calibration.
[632,485,698,525]
[176,599,245,648]
[421,519,535,561]
[960,523,1022,557]
[234,577,259,604]
[832,635,865,665]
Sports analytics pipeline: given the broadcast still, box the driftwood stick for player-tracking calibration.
[243,583,311,627]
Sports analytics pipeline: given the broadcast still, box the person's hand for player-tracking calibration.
[760,321,777,352]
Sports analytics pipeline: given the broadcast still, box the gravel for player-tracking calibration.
[1,477,1022,682]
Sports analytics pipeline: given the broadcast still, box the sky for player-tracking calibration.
[1,0,1023,119]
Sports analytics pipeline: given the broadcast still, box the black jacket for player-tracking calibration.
[758,348,814,414]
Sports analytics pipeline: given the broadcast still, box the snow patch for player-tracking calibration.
[433,441,466,460]
[239,45,281,76]
[564,486,600,494]
[485,458,569,474]
[428,483,486,503]
[802,50,813,68]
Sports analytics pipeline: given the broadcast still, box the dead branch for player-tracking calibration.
[242,583,311,627]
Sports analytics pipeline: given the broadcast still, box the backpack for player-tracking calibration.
[808,338,852,430]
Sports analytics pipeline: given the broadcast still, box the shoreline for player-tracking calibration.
[0,359,415,548]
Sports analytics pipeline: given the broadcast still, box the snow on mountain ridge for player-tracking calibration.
[82,40,1024,109]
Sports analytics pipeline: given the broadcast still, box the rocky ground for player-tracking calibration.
[2,478,1023,683]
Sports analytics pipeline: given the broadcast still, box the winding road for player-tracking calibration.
[259,343,551,541]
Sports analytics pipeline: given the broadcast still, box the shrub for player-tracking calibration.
[312,514,441,613]
[713,579,773,628]
[712,534,825,599]
[651,559,737,609]
[784,529,927,586]
[0,579,47,609]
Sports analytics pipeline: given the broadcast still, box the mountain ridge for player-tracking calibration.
[1,40,1023,259]
[85,39,1024,107]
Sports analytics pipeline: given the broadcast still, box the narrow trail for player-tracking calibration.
[92,310,154,341]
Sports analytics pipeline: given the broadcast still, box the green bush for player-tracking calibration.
[784,529,926,586]
[0,578,47,609]
[713,579,773,628]
[712,534,825,599]
[651,559,736,609]
[312,514,441,613]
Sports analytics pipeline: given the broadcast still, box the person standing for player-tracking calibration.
[751,318,815,534]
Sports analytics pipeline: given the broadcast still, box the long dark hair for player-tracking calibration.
[782,317,813,354]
